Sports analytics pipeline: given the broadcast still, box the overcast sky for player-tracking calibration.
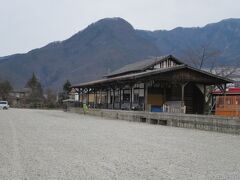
[1,0,240,56]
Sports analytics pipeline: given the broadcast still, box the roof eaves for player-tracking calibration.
[71,64,233,88]
[185,65,234,83]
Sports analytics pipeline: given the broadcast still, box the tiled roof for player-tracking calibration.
[212,87,240,95]
[72,65,233,88]
[105,55,183,77]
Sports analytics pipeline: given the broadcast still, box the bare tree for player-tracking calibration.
[184,43,239,77]
[45,88,57,108]
[184,43,221,69]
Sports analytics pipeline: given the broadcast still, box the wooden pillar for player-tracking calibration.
[119,88,122,110]
[203,85,206,98]
[78,88,81,101]
[181,83,185,106]
[93,88,96,109]
[106,89,109,109]
[103,89,106,109]
[144,83,148,111]
[82,89,85,104]
[203,84,206,113]
[81,89,84,106]
[100,89,102,108]
[112,88,115,109]
[79,88,82,108]
[87,88,90,106]
[181,82,189,113]
[130,84,133,110]
[138,87,140,108]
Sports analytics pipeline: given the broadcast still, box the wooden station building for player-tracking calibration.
[71,55,232,114]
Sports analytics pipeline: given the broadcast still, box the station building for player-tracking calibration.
[71,55,232,114]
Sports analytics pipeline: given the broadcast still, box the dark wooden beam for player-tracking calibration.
[112,88,115,109]
[119,88,122,110]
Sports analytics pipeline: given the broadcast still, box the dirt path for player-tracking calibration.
[0,108,240,180]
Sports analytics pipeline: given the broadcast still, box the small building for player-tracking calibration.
[71,55,232,114]
[212,87,240,117]
[9,89,29,107]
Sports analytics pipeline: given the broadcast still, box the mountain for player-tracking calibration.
[0,17,240,89]
[137,18,240,64]
[0,18,160,89]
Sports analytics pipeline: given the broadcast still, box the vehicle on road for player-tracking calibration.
[0,101,9,110]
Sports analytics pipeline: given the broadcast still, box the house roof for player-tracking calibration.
[105,55,183,77]
[72,64,233,89]
[212,87,240,95]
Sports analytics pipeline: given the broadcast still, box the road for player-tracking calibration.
[1,109,240,180]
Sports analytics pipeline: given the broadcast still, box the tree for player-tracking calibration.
[0,80,13,100]
[25,73,44,107]
[63,80,71,93]
[183,43,239,74]
[184,43,221,70]
[62,80,72,100]
[45,88,57,108]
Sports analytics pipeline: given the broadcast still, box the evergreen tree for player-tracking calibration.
[63,80,71,93]
[25,73,44,107]
[59,80,72,102]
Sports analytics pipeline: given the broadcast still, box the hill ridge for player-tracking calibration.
[0,17,240,89]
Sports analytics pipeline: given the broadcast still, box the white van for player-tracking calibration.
[0,101,10,110]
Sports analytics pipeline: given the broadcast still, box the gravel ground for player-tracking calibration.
[0,109,240,180]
